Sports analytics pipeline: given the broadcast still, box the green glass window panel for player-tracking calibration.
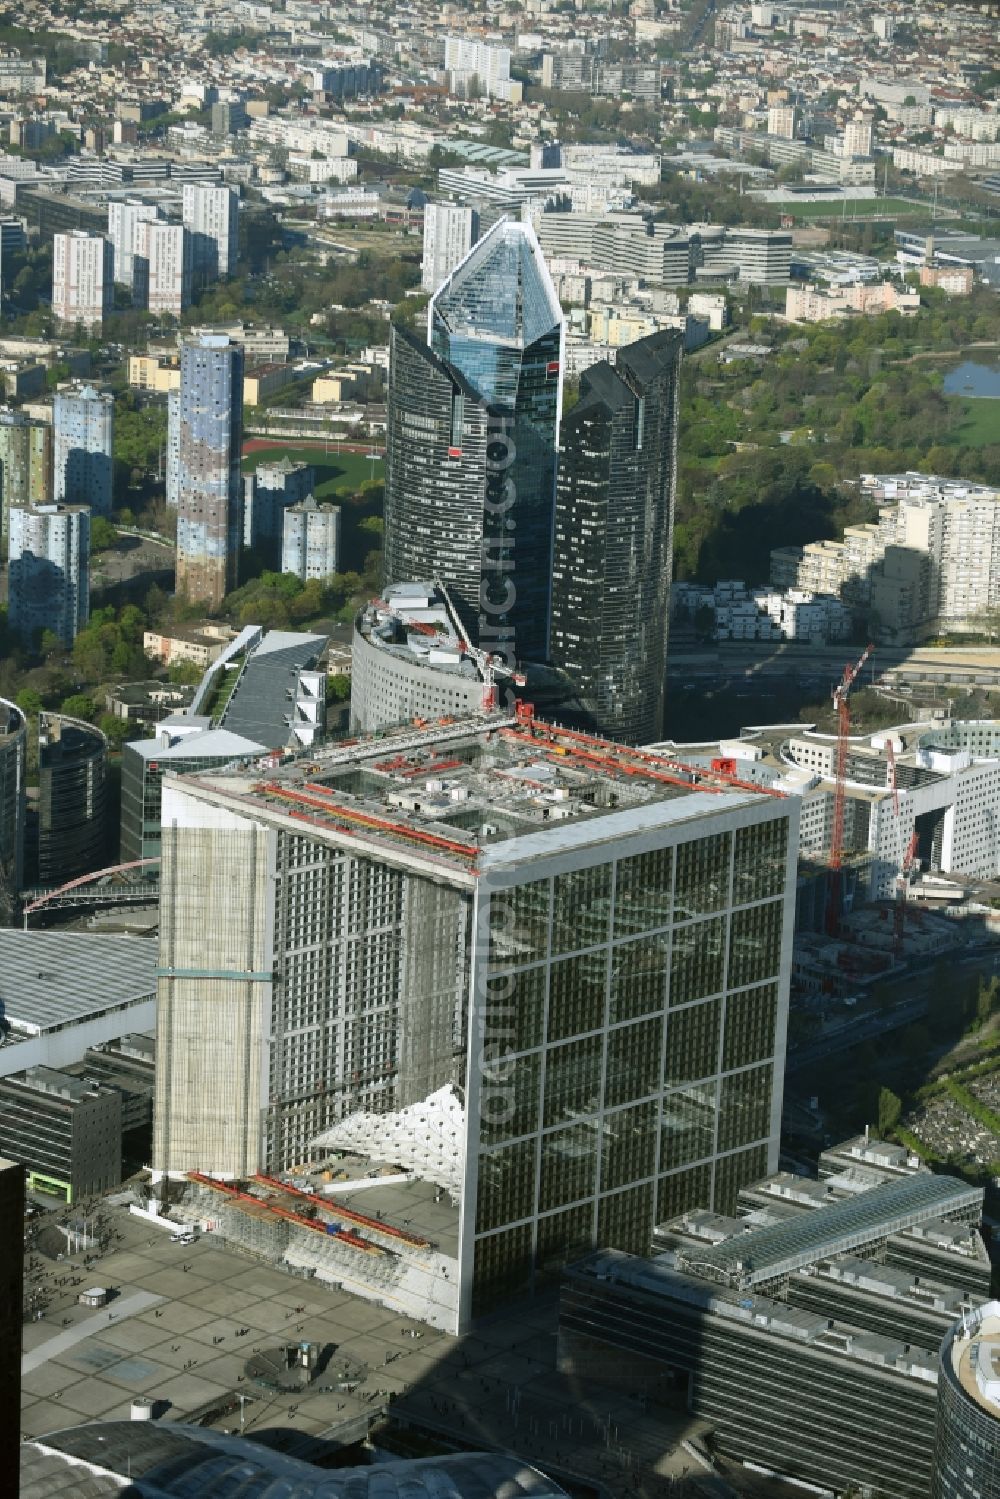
[657,1163,712,1224]
[717,1063,774,1155]
[661,1081,718,1171]
[539,1122,598,1212]
[486,965,546,1054]
[674,832,731,920]
[472,1224,533,1318]
[733,817,788,907]
[609,934,669,1023]
[543,1033,602,1128]
[552,862,611,954]
[664,998,721,1088]
[548,950,608,1042]
[597,1180,654,1257]
[479,1049,541,1148]
[728,900,783,989]
[723,983,778,1072]
[669,916,726,1006]
[613,846,673,936]
[537,1203,595,1281]
[489,879,550,968]
[476,1137,536,1233]
[714,1144,769,1216]
[601,1100,657,1192]
[604,1016,663,1109]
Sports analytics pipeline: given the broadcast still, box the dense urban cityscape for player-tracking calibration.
[0,0,999,1494]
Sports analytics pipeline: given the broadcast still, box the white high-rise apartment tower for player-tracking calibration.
[182,183,238,281]
[135,220,191,317]
[281,496,341,580]
[52,232,112,330]
[53,384,114,516]
[421,202,480,293]
[7,503,90,645]
[107,200,160,293]
[844,111,874,159]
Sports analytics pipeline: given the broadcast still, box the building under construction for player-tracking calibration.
[153,705,798,1330]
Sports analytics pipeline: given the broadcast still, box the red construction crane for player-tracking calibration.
[432,576,526,712]
[894,829,920,958]
[827,642,874,936]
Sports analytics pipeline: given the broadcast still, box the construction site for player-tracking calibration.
[165,1098,464,1329]
[152,703,798,1329]
[654,645,1000,998]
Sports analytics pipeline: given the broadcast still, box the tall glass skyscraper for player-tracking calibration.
[550,331,683,745]
[384,219,563,664]
[173,334,244,608]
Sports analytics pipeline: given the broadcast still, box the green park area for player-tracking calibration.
[947,396,1000,448]
[241,441,385,576]
[780,197,929,220]
[241,442,382,499]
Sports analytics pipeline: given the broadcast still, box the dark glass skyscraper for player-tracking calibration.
[384,219,563,664]
[549,330,683,745]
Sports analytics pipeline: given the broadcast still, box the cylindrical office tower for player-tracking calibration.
[0,697,26,922]
[934,1301,1000,1499]
[37,713,109,886]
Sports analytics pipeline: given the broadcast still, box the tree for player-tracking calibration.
[90,516,118,552]
[877,1087,902,1138]
[326,673,351,705]
[14,687,42,716]
[976,976,1000,1028]
[61,693,96,720]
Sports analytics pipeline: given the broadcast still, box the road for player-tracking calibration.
[787,949,1000,1071]
[666,640,1000,689]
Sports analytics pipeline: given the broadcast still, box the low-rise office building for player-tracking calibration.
[561,1166,987,1499]
[0,930,157,1077]
[0,1065,121,1203]
[37,713,108,886]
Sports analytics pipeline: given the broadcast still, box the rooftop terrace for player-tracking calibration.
[172,706,783,878]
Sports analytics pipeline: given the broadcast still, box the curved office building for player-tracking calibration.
[934,1300,1000,1499]
[0,696,26,920]
[351,582,486,733]
[38,713,108,886]
[384,218,563,664]
[383,324,490,647]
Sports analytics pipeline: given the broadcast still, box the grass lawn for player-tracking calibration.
[780,198,927,219]
[948,397,1000,448]
[241,443,382,500]
[241,442,385,572]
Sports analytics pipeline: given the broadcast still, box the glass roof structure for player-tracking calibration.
[675,1174,982,1290]
[21,1422,571,1499]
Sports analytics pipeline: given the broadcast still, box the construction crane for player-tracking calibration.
[371,587,525,712]
[894,829,919,959]
[827,642,874,936]
[432,576,526,712]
